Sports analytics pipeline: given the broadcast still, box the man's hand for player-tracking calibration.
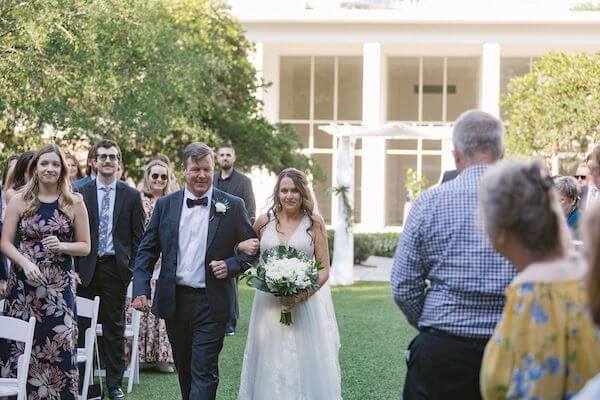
[210,260,228,279]
[132,295,150,312]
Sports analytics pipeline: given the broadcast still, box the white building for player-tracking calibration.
[230,0,600,232]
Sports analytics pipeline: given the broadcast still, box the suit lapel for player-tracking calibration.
[206,189,223,250]
[87,181,99,228]
[112,182,125,232]
[171,190,185,246]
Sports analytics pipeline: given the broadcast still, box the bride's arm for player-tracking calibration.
[312,214,330,287]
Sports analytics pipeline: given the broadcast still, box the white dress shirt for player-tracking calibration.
[176,186,212,288]
[96,179,117,256]
[588,184,599,206]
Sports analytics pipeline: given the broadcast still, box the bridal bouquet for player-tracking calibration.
[243,245,321,325]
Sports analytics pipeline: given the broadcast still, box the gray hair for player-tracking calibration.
[183,142,214,168]
[554,176,580,202]
[453,110,504,161]
[479,159,569,257]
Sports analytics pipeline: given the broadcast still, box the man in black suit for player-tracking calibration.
[132,142,257,400]
[440,169,458,184]
[213,143,256,335]
[76,139,145,399]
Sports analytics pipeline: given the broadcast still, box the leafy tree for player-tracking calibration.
[0,0,310,179]
[501,52,600,160]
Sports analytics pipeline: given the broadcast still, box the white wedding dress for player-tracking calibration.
[238,214,343,400]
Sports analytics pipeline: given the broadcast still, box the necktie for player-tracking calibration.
[186,197,208,208]
[98,187,112,256]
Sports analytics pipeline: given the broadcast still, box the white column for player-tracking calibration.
[249,42,264,103]
[479,43,501,118]
[260,43,279,124]
[360,42,386,232]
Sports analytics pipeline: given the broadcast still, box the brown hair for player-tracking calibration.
[65,153,84,180]
[182,142,213,168]
[140,160,172,197]
[11,151,35,191]
[261,168,321,244]
[584,202,600,325]
[22,144,78,220]
[2,154,20,189]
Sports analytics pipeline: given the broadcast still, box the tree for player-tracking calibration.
[501,52,600,160]
[0,0,310,178]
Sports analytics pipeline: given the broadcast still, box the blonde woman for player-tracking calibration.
[128,160,174,372]
[0,144,90,399]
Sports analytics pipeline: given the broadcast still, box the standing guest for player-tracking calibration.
[132,142,257,400]
[575,163,590,188]
[1,154,20,189]
[573,202,600,399]
[554,176,581,234]
[65,153,84,182]
[213,143,256,336]
[582,146,600,210]
[391,110,515,400]
[479,159,600,400]
[0,144,91,399]
[154,154,180,192]
[72,143,99,190]
[4,151,35,205]
[128,160,174,373]
[76,139,145,400]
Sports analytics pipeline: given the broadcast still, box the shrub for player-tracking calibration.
[327,231,401,264]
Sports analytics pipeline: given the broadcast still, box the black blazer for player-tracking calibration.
[213,169,256,223]
[76,180,145,287]
[580,184,590,211]
[440,170,458,184]
[132,188,257,322]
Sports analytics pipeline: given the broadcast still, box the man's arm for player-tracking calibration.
[225,197,258,277]
[242,176,256,224]
[129,190,146,271]
[132,198,162,298]
[390,198,428,328]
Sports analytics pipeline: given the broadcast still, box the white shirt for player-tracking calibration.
[587,184,599,206]
[176,186,212,288]
[96,179,117,256]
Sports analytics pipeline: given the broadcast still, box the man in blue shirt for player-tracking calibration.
[72,144,99,190]
[392,110,515,400]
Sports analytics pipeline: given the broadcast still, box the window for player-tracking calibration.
[280,56,363,224]
[500,57,539,117]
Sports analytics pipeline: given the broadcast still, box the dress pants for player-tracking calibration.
[226,278,239,332]
[166,286,227,400]
[78,256,128,391]
[403,329,488,400]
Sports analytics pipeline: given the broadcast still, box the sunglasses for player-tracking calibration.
[574,175,587,180]
[151,173,168,181]
[97,154,119,161]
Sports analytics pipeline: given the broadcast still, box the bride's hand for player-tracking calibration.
[279,293,304,309]
[237,238,259,255]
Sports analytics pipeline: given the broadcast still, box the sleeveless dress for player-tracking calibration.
[238,214,342,400]
[0,200,79,399]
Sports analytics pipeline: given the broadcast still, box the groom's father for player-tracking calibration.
[132,142,257,400]
[391,110,515,400]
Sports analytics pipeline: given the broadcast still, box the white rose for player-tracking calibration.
[215,202,227,213]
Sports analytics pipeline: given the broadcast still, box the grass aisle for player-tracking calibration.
[128,281,415,400]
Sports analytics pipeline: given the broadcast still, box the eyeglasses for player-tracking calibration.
[574,175,587,180]
[151,173,168,181]
[97,154,119,161]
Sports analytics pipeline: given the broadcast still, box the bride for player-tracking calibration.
[237,168,342,399]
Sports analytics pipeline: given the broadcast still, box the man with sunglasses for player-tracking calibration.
[76,139,145,399]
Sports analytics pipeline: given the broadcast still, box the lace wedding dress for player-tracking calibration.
[238,214,343,399]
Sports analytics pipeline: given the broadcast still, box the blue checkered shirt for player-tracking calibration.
[391,164,516,339]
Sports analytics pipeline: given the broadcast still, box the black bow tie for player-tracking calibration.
[186,197,208,208]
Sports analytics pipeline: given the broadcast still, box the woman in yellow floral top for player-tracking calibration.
[478,159,600,400]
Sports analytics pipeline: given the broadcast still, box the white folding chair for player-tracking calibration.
[95,283,141,394]
[0,299,4,315]
[0,316,36,400]
[76,296,100,400]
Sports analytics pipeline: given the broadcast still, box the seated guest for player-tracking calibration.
[554,176,581,233]
[479,159,600,400]
[574,202,600,399]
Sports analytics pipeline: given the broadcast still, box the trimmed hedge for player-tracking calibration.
[327,231,401,264]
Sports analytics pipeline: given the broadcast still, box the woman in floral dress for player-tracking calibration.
[0,144,90,399]
[127,160,174,372]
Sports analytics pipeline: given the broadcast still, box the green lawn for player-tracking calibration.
[127,282,415,400]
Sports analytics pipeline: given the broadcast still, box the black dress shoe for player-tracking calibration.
[108,387,125,399]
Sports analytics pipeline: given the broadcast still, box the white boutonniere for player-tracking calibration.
[213,199,230,215]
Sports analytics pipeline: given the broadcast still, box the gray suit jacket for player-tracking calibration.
[213,169,256,223]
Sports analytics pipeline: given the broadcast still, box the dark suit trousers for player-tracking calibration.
[403,330,487,400]
[78,256,128,390]
[226,279,239,331]
[166,286,227,400]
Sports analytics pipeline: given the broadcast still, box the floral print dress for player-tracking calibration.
[480,279,600,400]
[0,200,78,399]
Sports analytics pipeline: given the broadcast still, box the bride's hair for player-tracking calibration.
[261,168,322,244]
